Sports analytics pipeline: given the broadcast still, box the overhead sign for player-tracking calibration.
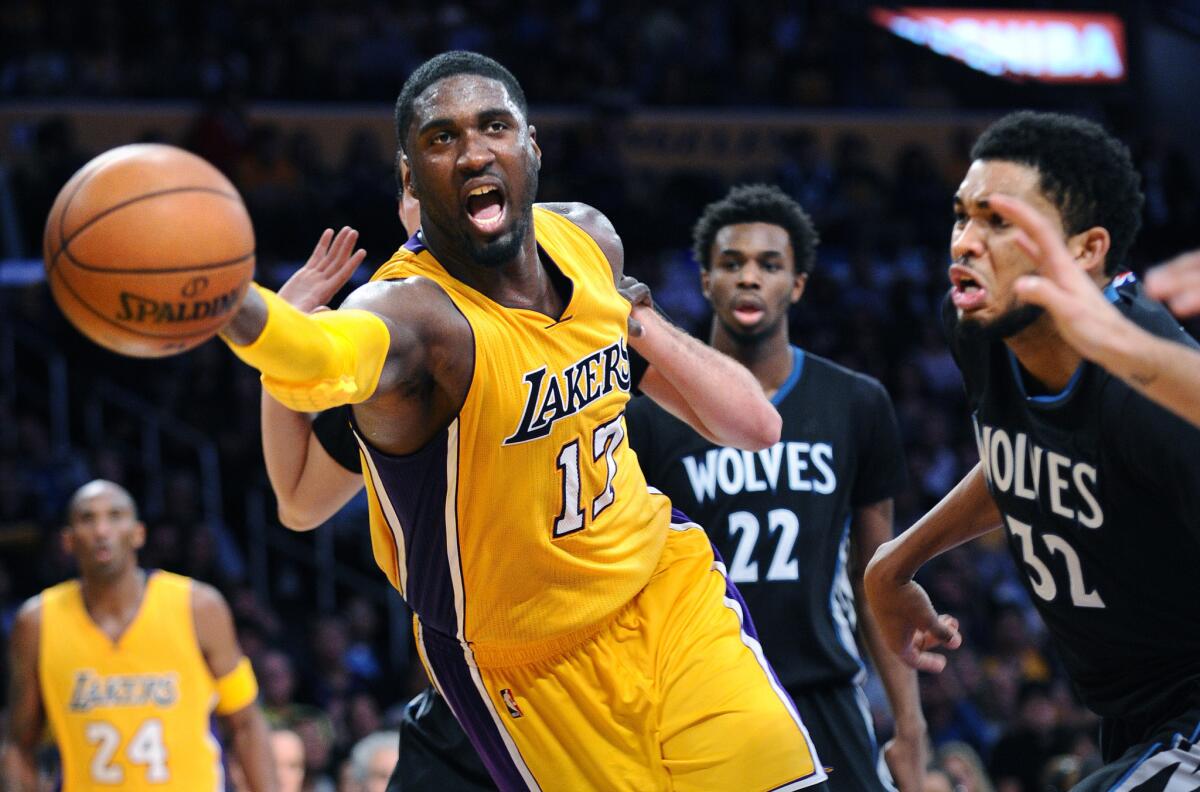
[870,7,1126,83]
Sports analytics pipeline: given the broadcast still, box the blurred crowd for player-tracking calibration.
[3,3,1200,791]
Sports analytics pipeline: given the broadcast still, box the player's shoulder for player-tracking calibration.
[343,274,467,340]
[1116,277,1199,348]
[799,350,889,401]
[536,201,622,273]
[13,593,44,630]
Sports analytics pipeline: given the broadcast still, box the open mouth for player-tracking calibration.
[949,265,988,312]
[465,184,506,234]
[731,296,766,326]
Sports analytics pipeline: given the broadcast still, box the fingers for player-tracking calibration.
[307,228,335,267]
[328,227,359,266]
[1014,273,1067,312]
[989,194,1075,280]
[899,641,947,673]
[1146,251,1200,318]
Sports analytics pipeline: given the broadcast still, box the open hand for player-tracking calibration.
[1146,250,1200,318]
[864,565,961,673]
[988,194,1125,363]
[278,227,367,313]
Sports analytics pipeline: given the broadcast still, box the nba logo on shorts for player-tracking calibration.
[500,688,523,719]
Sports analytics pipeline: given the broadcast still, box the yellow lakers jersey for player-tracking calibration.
[39,571,223,791]
[358,206,671,658]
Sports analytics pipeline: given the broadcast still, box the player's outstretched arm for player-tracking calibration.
[626,286,781,450]
[992,194,1200,431]
[2,599,44,792]
[865,463,1001,672]
[261,227,365,530]
[851,499,927,792]
[549,201,780,449]
[193,583,276,792]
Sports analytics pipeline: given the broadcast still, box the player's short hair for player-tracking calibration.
[394,51,527,155]
[66,479,138,523]
[971,111,1144,275]
[348,730,400,782]
[691,184,819,275]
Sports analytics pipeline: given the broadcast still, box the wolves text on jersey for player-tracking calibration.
[68,670,180,711]
[973,419,1103,529]
[680,442,837,504]
[504,339,632,445]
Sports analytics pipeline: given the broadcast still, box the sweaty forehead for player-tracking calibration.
[714,222,792,256]
[70,487,134,518]
[412,74,520,124]
[955,159,1045,208]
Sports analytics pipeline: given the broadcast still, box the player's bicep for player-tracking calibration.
[191,583,243,678]
[6,601,45,749]
[342,278,463,403]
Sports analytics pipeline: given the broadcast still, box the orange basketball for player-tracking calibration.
[43,143,255,358]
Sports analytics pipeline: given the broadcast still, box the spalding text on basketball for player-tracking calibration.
[115,288,241,323]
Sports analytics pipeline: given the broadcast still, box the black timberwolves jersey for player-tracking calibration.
[942,277,1200,719]
[626,347,906,690]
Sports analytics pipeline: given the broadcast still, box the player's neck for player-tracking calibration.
[1004,319,1084,393]
[711,324,793,397]
[80,566,147,623]
[430,231,559,312]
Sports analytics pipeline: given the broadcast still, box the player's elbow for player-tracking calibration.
[710,403,781,451]
[276,504,322,532]
[739,403,783,450]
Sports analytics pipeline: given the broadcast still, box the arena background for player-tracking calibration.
[2,2,1199,789]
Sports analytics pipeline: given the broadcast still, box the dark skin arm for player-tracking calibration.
[192,583,276,792]
[2,598,43,792]
[223,270,473,457]
[865,463,1000,672]
[852,499,926,792]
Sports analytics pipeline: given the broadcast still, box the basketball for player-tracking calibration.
[42,143,256,358]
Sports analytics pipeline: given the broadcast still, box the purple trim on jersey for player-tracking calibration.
[420,627,533,791]
[707,538,766,646]
[670,506,693,524]
[356,426,458,635]
[403,230,426,253]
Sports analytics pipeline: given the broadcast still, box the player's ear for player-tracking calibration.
[61,526,75,557]
[528,124,541,169]
[699,264,712,300]
[1071,226,1111,279]
[131,521,146,551]
[791,272,808,304]
[400,154,416,196]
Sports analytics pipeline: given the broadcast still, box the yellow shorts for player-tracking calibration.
[415,517,826,792]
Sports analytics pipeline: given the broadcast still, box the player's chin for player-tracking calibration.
[471,227,523,268]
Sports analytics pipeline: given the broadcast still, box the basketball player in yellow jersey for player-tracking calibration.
[217,51,825,791]
[1,480,276,792]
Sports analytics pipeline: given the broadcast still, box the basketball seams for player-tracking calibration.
[50,263,253,343]
[59,246,255,275]
[46,159,106,279]
[57,186,251,273]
